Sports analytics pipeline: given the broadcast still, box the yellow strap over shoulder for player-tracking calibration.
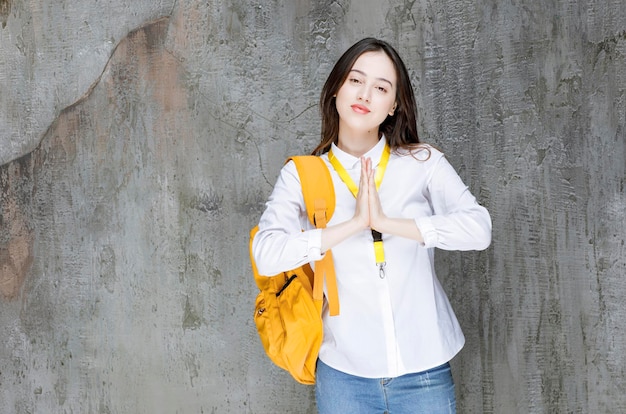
[289,156,336,228]
[288,156,339,316]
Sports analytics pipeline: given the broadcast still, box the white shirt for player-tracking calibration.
[252,136,492,378]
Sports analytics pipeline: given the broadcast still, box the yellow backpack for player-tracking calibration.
[250,155,340,385]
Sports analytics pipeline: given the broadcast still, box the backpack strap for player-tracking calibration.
[288,156,335,227]
[289,156,340,316]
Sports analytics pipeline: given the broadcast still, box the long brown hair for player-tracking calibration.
[311,38,421,155]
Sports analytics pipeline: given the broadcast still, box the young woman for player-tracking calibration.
[252,38,491,414]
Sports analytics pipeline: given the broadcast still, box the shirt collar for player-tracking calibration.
[330,135,388,169]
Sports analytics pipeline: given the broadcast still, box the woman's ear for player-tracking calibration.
[389,103,397,116]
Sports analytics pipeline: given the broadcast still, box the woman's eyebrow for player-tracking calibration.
[349,69,393,87]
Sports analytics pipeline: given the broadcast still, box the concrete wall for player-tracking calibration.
[1,0,624,412]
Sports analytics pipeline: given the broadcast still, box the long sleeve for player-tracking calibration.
[251,160,324,276]
[414,154,492,251]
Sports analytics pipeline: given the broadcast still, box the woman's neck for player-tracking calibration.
[337,129,380,157]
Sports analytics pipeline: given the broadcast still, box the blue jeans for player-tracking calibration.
[315,359,456,414]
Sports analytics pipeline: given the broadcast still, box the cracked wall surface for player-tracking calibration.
[1,0,625,413]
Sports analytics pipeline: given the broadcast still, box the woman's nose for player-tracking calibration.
[358,86,371,102]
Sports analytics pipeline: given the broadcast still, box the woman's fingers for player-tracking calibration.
[354,157,370,228]
[367,159,385,230]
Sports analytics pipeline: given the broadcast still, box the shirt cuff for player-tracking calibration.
[415,216,438,248]
[306,228,324,261]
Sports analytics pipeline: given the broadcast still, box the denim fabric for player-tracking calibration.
[315,359,456,414]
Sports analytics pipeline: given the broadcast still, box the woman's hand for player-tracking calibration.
[320,156,371,252]
[353,156,372,230]
[323,156,424,251]
[359,156,425,243]
[363,157,387,231]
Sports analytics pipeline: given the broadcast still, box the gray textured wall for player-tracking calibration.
[1,0,625,413]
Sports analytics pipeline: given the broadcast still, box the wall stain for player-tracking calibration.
[0,17,173,301]
[0,156,34,301]
[0,0,10,29]
[182,296,203,330]
[98,245,117,293]
[190,191,223,213]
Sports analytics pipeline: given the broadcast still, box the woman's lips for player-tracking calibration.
[351,104,370,114]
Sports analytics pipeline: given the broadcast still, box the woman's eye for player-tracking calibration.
[349,78,362,84]
[376,86,387,93]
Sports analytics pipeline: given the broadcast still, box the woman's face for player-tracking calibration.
[335,51,398,137]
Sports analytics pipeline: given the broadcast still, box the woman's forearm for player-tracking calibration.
[320,217,366,252]
[372,217,424,243]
